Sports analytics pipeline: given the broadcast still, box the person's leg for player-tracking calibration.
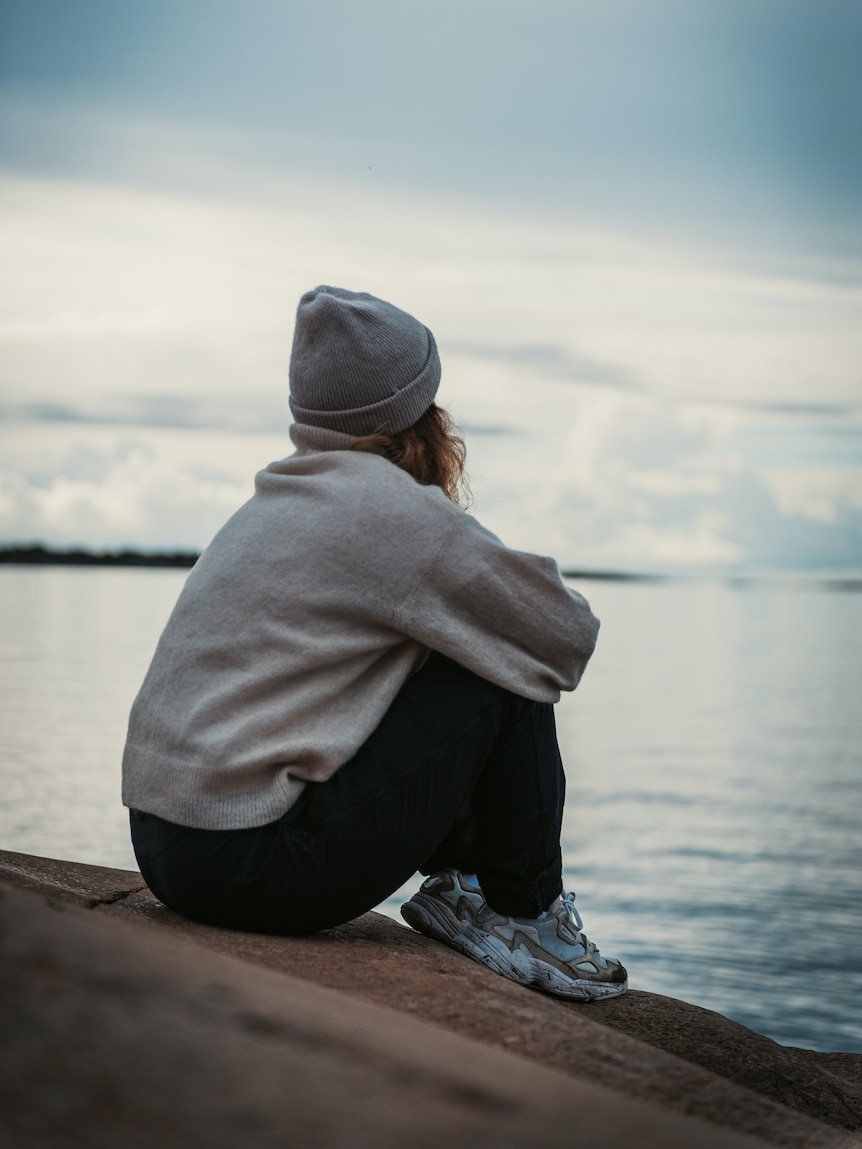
[397,662,627,999]
[129,808,285,930]
[470,690,564,918]
[418,697,565,920]
[266,653,565,930]
[130,653,565,934]
[420,799,476,876]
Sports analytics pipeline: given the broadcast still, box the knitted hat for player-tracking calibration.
[288,286,441,436]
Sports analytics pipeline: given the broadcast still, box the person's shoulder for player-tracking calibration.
[255,447,372,493]
[259,449,461,524]
[346,452,464,529]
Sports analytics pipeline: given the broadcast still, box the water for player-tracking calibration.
[1,565,860,1053]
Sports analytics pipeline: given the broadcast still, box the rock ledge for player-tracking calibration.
[1,850,859,1149]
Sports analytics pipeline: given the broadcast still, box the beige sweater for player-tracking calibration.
[122,426,600,830]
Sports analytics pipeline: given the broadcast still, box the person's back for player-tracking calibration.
[123,445,451,826]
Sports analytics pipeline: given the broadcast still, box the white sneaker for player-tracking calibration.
[400,869,483,944]
[454,891,628,1000]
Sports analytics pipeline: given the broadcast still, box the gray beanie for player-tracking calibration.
[288,286,441,436]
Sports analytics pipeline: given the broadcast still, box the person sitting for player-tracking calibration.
[123,285,627,1000]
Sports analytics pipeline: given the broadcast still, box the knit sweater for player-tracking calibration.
[121,426,600,830]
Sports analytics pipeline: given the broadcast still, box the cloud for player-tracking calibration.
[2,395,860,574]
[1,164,860,572]
[3,166,861,411]
[464,392,862,574]
[3,0,860,256]
[0,424,290,550]
[761,468,862,525]
[450,343,644,393]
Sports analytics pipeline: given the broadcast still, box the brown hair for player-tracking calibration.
[349,403,470,507]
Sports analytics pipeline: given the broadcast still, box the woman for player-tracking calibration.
[123,285,626,1001]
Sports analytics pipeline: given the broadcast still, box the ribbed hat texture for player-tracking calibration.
[288,286,441,436]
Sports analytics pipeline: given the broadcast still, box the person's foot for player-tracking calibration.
[454,891,627,1000]
[400,869,483,944]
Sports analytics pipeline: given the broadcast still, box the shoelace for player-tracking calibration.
[558,890,584,933]
[558,891,604,958]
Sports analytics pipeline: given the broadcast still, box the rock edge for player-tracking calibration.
[1,850,859,1149]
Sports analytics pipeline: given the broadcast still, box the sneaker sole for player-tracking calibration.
[454,930,628,1001]
[400,892,465,944]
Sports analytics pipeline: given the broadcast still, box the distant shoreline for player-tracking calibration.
[1,544,861,590]
[0,545,199,569]
[0,545,668,578]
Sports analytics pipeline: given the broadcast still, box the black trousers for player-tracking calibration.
[130,653,566,934]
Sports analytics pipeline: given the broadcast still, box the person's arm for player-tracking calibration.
[395,513,599,702]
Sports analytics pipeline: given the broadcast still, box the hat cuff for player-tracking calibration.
[289,423,358,455]
[289,330,440,436]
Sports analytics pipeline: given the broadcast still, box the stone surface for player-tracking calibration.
[1,850,860,1148]
[1,882,767,1149]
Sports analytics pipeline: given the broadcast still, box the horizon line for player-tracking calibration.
[1,544,860,590]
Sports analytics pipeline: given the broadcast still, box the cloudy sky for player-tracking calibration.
[1,0,860,573]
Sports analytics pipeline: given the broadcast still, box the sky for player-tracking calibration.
[1,0,861,573]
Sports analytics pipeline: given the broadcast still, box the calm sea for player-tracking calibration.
[1,565,860,1053]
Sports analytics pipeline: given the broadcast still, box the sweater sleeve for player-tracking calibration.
[394,513,599,702]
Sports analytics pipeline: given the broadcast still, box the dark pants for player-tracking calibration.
[130,653,565,934]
